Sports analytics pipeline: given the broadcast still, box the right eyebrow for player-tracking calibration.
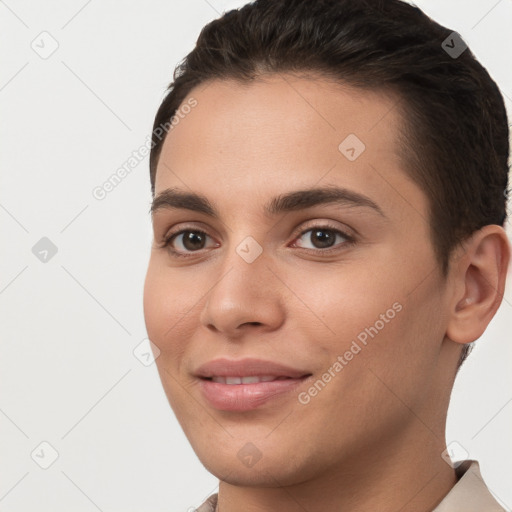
[151,188,218,218]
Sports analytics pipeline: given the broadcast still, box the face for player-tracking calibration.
[143,74,454,486]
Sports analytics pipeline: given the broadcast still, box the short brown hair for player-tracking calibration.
[149,0,510,368]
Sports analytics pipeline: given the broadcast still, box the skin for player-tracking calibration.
[143,73,510,512]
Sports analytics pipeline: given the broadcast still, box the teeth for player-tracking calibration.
[240,376,259,384]
[211,375,283,384]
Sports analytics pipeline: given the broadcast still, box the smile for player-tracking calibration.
[209,375,291,384]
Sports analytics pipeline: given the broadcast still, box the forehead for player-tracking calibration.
[155,73,425,222]
[159,73,401,164]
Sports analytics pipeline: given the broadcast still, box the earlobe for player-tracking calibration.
[446,225,510,345]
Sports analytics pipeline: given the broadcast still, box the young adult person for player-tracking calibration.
[143,1,510,510]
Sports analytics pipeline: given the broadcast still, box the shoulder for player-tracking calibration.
[195,493,218,512]
[432,460,506,512]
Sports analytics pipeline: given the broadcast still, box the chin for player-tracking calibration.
[189,433,321,488]
[203,456,306,488]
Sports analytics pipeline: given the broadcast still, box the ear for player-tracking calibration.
[446,225,510,345]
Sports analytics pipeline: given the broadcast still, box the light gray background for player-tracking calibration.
[0,1,511,511]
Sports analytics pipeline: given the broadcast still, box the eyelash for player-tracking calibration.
[159,223,355,259]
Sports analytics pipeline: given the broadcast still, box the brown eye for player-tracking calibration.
[293,225,353,252]
[168,230,210,252]
[310,229,336,249]
[178,231,207,251]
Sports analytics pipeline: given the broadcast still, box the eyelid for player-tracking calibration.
[290,219,356,241]
[159,221,215,244]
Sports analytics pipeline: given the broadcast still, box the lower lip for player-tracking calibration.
[198,377,310,411]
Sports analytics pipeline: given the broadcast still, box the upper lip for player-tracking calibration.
[195,358,311,379]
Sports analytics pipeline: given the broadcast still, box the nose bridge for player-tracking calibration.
[199,234,284,334]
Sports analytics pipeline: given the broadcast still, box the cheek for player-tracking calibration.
[143,261,194,364]
[290,250,442,392]
[285,259,401,341]
[143,263,199,416]
[357,276,447,413]
[143,264,169,344]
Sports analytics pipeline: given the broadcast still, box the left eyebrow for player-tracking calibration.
[265,185,386,218]
[150,185,386,218]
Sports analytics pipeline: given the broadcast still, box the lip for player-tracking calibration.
[195,358,312,411]
[195,357,310,379]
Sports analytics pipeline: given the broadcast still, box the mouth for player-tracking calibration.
[194,358,313,411]
[203,375,298,384]
[195,356,310,380]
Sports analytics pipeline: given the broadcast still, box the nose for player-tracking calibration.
[199,244,285,338]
